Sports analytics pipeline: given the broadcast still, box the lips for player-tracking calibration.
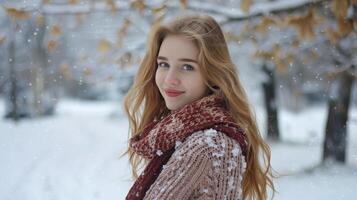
[164,89,185,97]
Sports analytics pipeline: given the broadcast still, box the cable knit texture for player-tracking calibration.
[126,95,248,200]
[145,129,246,200]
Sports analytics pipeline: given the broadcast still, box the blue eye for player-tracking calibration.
[157,62,169,68]
[182,64,194,71]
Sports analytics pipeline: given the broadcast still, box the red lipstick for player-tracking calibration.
[164,89,185,97]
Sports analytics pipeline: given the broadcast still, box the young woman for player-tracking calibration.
[124,14,275,200]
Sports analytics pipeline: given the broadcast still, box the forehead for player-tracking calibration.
[158,35,198,60]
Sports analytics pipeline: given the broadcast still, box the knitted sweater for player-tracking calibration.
[143,128,246,200]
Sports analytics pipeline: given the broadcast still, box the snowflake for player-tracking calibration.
[232,147,240,157]
[175,140,182,149]
[227,159,238,171]
[204,137,217,147]
[204,128,218,137]
[212,150,225,158]
[156,150,163,156]
[242,159,247,172]
[228,177,235,189]
[213,160,221,167]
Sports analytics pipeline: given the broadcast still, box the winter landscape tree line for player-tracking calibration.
[0,0,356,166]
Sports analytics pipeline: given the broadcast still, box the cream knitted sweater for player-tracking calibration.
[143,128,247,200]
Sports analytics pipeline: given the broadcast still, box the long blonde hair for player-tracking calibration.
[124,14,276,200]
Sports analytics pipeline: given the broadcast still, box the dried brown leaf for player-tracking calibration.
[153,14,165,25]
[36,15,45,26]
[47,40,58,52]
[131,0,147,14]
[331,0,349,19]
[180,0,188,9]
[240,0,253,13]
[83,67,92,76]
[106,0,117,12]
[325,27,341,43]
[271,45,286,73]
[98,39,112,53]
[254,44,287,73]
[337,17,354,36]
[256,16,279,34]
[286,9,318,40]
[152,4,167,14]
[285,53,295,66]
[51,25,62,35]
[59,63,72,79]
[5,8,30,20]
[224,31,242,42]
[68,0,78,5]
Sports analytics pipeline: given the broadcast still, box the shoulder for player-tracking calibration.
[173,129,245,162]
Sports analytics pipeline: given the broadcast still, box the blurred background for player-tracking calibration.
[0,0,356,199]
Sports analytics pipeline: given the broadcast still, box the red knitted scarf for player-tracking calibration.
[126,95,248,200]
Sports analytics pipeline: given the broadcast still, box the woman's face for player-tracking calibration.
[155,35,209,111]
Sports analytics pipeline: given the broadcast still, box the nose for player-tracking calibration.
[164,67,180,86]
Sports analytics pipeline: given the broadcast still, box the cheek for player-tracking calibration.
[155,70,163,88]
[182,76,206,93]
[198,83,208,94]
[193,77,208,95]
[190,75,205,88]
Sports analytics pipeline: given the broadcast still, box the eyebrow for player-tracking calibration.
[157,56,198,63]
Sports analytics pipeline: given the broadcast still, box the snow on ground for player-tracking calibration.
[0,99,133,200]
[0,98,356,200]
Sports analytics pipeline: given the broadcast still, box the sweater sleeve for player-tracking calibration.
[143,130,213,200]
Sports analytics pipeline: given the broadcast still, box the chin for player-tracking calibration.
[166,103,182,111]
[166,105,177,111]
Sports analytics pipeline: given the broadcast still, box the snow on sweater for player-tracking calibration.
[143,129,246,200]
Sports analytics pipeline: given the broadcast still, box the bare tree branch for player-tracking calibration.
[186,0,330,25]
[2,0,330,18]
[1,1,132,15]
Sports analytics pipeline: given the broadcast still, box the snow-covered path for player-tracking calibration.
[0,100,133,200]
[0,99,356,200]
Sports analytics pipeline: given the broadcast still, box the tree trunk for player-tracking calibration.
[7,39,19,121]
[323,66,355,163]
[262,62,280,141]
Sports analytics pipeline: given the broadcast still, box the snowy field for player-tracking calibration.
[0,98,356,200]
